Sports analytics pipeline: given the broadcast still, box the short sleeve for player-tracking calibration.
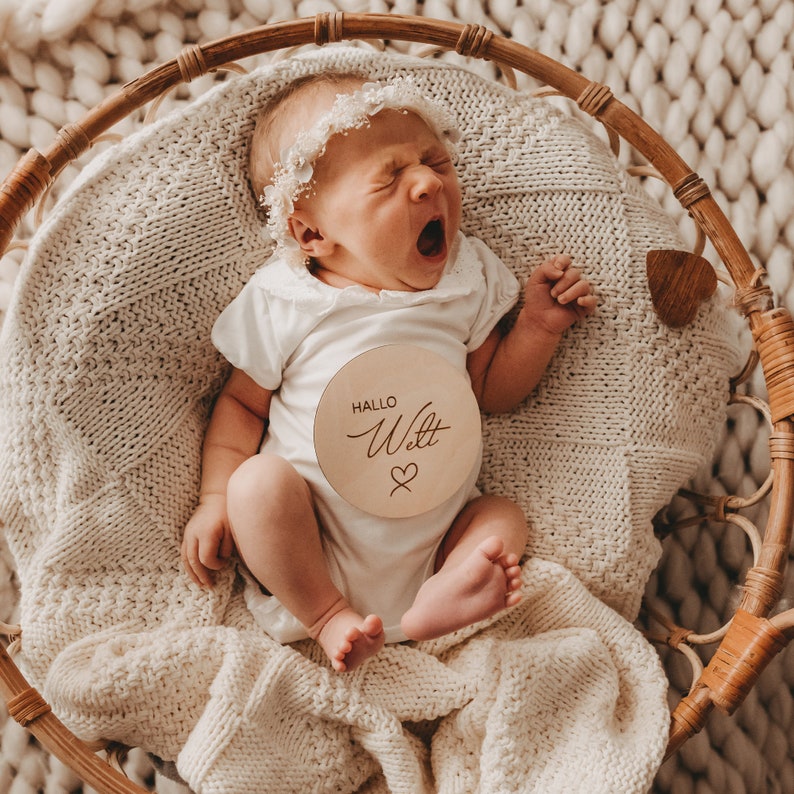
[465,236,521,352]
[211,273,288,391]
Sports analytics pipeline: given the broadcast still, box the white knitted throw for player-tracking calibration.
[0,46,742,792]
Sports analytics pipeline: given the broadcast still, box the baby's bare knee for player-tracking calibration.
[493,496,526,525]
[227,453,308,506]
[227,454,314,552]
[478,496,528,546]
[471,494,523,524]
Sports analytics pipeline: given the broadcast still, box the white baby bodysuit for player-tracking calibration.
[212,232,520,642]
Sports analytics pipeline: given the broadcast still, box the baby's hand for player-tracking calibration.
[523,254,596,335]
[181,494,235,587]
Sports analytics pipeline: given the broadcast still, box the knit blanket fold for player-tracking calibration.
[0,47,741,792]
[44,560,669,793]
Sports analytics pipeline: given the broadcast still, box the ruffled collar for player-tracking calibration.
[250,233,483,313]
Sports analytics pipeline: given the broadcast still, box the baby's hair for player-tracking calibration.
[249,70,367,202]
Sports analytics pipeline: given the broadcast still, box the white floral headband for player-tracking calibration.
[259,76,460,265]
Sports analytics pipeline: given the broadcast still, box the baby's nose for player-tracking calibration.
[408,166,443,201]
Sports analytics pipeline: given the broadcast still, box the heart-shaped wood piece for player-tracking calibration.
[646,249,718,328]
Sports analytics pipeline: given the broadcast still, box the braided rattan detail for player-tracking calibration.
[743,566,786,615]
[751,308,794,422]
[456,24,493,59]
[7,686,51,727]
[734,277,775,317]
[769,428,794,459]
[699,610,788,714]
[0,149,52,246]
[315,12,345,46]
[55,123,92,163]
[575,83,619,156]
[666,626,692,649]
[670,688,710,736]
[673,172,711,209]
[177,44,210,82]
[576,81,614,117]
[712,494,732,523]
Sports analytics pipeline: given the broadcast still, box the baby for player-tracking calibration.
[181,71,596,672]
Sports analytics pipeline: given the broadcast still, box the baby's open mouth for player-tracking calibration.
[416,219,446,258]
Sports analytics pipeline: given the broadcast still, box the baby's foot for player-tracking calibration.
[400,536,522,641]
[314,607,385,672]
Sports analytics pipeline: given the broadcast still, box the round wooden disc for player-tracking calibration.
[313,344,482,518]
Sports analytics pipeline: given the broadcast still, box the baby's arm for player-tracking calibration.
[181,367,272,587]
[468,255,596,414]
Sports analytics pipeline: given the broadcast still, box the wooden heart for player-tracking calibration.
[646,249,718,328]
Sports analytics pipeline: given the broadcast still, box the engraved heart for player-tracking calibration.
[646,249,717,328]
[390,462,419,495]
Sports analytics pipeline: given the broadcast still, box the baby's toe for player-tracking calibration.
[506,591,522,608]
[505,564,522,580]
[343,625,362,645]
[362,614,384,637]
[479,536,505,561]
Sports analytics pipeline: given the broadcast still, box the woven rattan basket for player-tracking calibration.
[0,13,792,793]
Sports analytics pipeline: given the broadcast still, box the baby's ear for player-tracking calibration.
[287,212,333,257]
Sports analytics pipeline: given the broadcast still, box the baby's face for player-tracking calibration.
[294,109,462,292]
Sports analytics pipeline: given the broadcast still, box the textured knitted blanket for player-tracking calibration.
[0,46,741,793]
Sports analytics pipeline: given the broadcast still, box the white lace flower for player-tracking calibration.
[260,76,460,267]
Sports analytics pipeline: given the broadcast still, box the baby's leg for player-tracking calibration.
[227,454,384,671]
[400,495,526,641]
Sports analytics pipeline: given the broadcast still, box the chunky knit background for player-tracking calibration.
[0,0,792,793]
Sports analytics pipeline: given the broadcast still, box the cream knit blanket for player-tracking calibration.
[0,45,741,793]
